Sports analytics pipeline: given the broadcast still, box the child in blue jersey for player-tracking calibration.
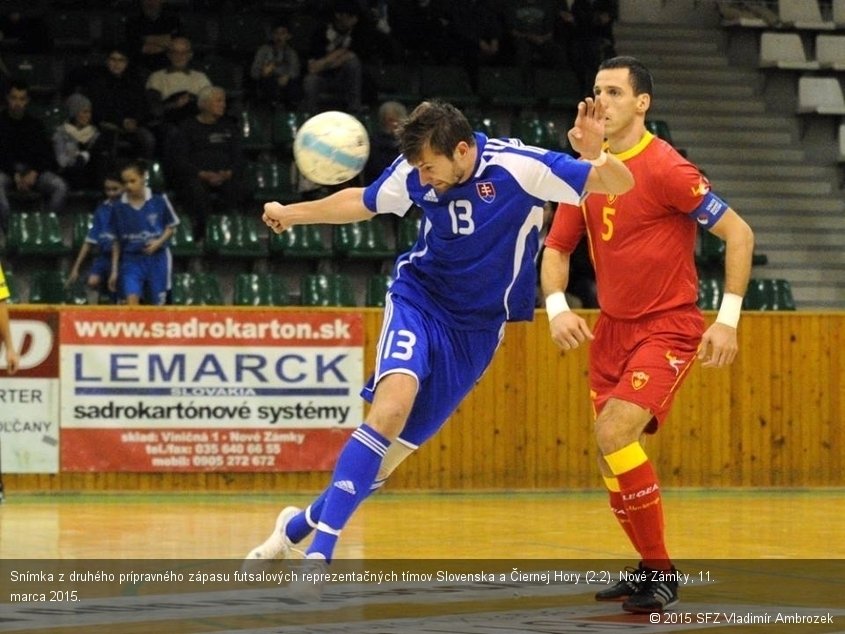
[246,100,634,569]
[112,160,179,305]
[67,174,123,304]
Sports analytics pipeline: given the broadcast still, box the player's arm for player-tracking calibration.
[109,241,120,293]
[540,245,594,351]
[67,242,92,286]
[262,187,373,234]
[698,208,754,368]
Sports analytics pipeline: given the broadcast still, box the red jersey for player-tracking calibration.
[546,132,708,320]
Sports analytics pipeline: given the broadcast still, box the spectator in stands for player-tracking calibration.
[67,173,123,305]
[126,0,183,73]
[83,47,156,161]
[302,0,371,114]
[363,100,406,184]
[0,9,51,54]
[438,0,505,89]
[0,81,68,234]
[52,93,107,191]
[112,159,178,306]
[508,0,567,72]
[146,37,211,141]
[388,0,448,63]
[249,19,302,108]
[560,0,619,94]
[166,86,244,241]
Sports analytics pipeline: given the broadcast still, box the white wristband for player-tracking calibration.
[585,151,607,167]
[545,291,571,321]
[716,292,743,328]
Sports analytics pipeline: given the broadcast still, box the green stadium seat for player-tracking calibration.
[510,116,563,150]
[272,110,307,150]
[72,212,94,250]
[4,54,60,98]
[8,212,71,256]
[396,214,422,253]
[466,111,502,138]
[743,278,796,311]
[233,273,290,306]
[147,160,167,192]
[268,224,331,259]
[29,270,87,305]
[205,214,267,258]
[300,273,356,307]
[170,216,203,257]
[646,119,675,144]
[333,220,394,260]
[697,229,725,267]
[246,160,299,204]
[366,274,393,307]
[239,107,274,153]
[170,272,223,306]
[3,270,23,304]
[697,277,723,310]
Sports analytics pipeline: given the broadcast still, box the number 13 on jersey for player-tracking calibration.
[383,329,417,360]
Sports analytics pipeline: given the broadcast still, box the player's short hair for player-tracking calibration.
[397,100,474,163]
[598,56,654,98]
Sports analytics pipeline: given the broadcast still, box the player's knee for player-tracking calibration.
[594,418,633,455]
[366,406,409,440]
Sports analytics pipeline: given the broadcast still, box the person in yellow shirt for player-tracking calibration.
[0,265,20,374]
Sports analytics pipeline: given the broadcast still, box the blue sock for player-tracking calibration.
[286,491,327,543]
[286,474,388,544]
[307,424,389,561]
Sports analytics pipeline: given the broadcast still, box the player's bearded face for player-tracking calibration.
[416,147,466,193]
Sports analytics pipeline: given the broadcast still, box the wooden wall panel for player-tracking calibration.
[6,309,845,492]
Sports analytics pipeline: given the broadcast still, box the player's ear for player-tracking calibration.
[636,93,650,114]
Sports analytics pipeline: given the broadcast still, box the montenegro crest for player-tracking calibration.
[476,181,496,202]
[631,371,650,390]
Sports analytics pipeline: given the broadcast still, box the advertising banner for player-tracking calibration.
[0,312,61,473]
[60,309,364,472]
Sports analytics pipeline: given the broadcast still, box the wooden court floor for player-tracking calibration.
[2,489,844,559]
[1,490,843,634]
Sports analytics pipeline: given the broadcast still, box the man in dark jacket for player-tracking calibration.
[0,81,68,233]
[166,85,244,240]
[83,47,156,160]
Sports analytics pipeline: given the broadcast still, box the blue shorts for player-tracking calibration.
[361,293,504,447]
[88,253,112,281]
[120,249,172,305]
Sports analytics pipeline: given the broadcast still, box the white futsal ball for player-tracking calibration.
[293,111,370,185]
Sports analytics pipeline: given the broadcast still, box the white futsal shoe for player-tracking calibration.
[242,506,301,570]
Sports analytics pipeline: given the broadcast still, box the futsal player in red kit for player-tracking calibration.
[541,56,754,614]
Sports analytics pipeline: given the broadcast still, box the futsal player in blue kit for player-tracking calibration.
[111,159,179,305]
[246,99,634,566]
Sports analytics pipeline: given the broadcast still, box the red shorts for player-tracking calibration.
[589,306,704,432]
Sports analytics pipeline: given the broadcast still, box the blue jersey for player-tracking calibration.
[363,133,591,329]
[86,200,117,254]
[112,188,179,255]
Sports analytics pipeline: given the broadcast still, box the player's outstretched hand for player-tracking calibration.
[567,98,606,160]
[549,311,594,352]
[698,322,738,368]
[263,202,291,234]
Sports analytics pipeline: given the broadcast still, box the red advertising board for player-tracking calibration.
[59,308,364,472]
